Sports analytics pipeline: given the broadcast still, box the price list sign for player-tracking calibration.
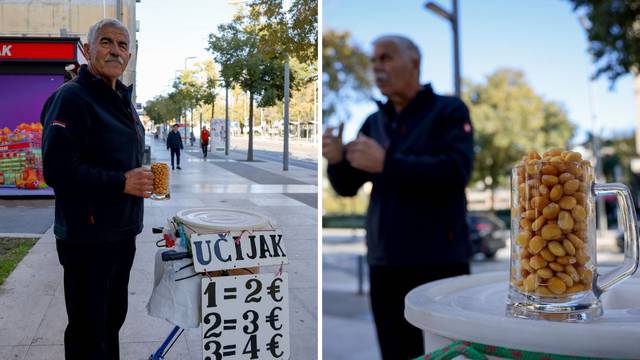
[201,273,290,360]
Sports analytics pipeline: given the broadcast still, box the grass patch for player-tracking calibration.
[0,237,38,286]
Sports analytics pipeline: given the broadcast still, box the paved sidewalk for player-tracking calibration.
[0,136,318,360]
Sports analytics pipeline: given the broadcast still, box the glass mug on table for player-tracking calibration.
[506,150,639,322]
[150,162,170,200]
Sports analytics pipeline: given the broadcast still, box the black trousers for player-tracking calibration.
[201,141,209,157]
[369,262,470,360]
[170,148,181,168]
[56,237,136,360]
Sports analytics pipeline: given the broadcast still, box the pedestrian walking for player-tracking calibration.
[200,126,210,158]
[323,35,474,360]
[167,124,183,170]
[41,18,152,360]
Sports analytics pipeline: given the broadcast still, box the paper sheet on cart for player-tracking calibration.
[190,230,288,273]
[147,249,202,328]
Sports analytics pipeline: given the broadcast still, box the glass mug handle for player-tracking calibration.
[593,183,640,295]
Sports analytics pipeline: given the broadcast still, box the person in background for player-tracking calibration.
[200,126,210,158]
[41,18,152,360]
[323,35,474,360]
[167,124,183,170]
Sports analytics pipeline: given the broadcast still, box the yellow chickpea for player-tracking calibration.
[558,211,574,231]
[539,248,556,262]
[559,196,577,210]
[522,209,538,221]
[528,236,546,254]
[556,256,577,265]
[548,241,566,257]
[541,175,559,187]
[531,196,551,210]
[537,267,554,279]
[576,249,590,266]
[565,264,580,282]
[531,215,547,231]
[549,262,564,272]
[536,286,553,296]
[541,165,559,176]
[562,238,577,256]
[544,148,563,157]
[529,255,548,270]
[571,205,587,221]
[541,224,562,240]
[563,179,580,195]
[558,172,575,184]
[556,272,574,287]
[516,231,532,247]
[550,184,564,201]
[539,184,550,196]
[548,277,567,294]
[542,203,560,219]
[524,273,538,292]
[564,151,582,162]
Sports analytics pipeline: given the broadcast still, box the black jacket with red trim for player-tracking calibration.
[327,84,474,266]
[40,65,145,241]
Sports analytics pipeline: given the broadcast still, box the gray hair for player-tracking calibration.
[373,35,421,63]
[87,18,130,50]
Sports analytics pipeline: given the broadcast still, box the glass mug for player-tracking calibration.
[150,162,170,200]
[506,154,639,321]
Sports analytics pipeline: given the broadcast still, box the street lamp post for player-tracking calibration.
[183,56,196,143]
[425,0,461,98]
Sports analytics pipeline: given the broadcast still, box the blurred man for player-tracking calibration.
[167,124,184,169]
[323,35,474,360]
[41,18,152,360]
[201,126,210,158]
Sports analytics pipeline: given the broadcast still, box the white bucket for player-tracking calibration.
[147,208,274,328]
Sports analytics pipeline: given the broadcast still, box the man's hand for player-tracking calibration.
[124,167,154,198]
[346,133,386,173]
[322,123,344,165]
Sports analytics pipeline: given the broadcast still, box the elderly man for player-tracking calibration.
[41,18,152,360]
[323,35,474,359]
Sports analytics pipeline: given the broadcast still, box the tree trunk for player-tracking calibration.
[247,91,254,161]
[211,100,215,120]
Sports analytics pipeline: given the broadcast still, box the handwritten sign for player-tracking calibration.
[190,230,288,273]
[201,273,290,359]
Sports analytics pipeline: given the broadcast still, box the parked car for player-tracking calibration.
[468,211,507,259]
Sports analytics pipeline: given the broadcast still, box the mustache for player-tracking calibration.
[374,72,388,82]
[105,54,124,64]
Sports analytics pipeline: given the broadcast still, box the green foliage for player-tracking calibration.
[568,0,640,84]
[463,69,575,192]
[248,0,318,65]
[322,30,372,121]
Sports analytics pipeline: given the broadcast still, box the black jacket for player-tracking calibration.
[41,65,145,242]
[327,85,474,266]
[166,131,183,150]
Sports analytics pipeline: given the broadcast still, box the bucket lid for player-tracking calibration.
[175,208,271,232]
[405,271,640,358]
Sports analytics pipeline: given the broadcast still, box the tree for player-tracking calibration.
[567,0,640,84]
[463,69,575,209]
[322,30,372,122]
[195,60,220,121]
[208,9,291,161]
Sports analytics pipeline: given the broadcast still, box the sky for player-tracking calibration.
[323,0,638,143]
[135,0,238,105]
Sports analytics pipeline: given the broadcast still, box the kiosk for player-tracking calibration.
[0,36,86,196]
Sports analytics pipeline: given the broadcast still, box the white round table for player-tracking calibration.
[404,271,640,359]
